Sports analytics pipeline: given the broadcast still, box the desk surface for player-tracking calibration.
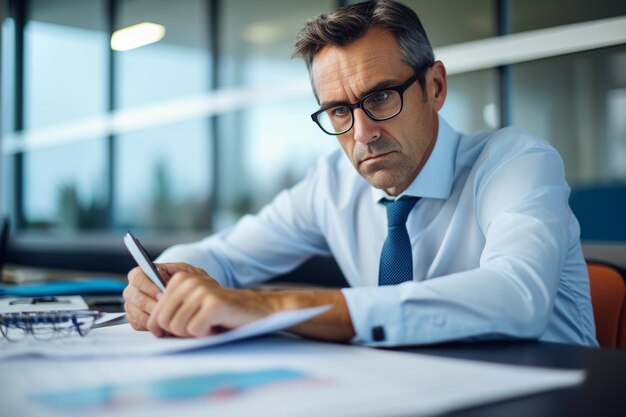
[5,288,623,417]
[403,341,626,417]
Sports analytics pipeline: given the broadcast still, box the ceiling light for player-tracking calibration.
[111,22,166,52]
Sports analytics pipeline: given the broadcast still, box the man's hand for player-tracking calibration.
[147,273,275,338]
[126,265,356,342]
[123,262,217,332]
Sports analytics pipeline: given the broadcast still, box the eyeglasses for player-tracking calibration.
[310,71,424,136]
[0,310,102,342]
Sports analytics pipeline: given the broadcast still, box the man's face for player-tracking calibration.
[311,27,446,196]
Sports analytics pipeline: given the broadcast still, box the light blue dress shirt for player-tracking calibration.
[158,116,598,347]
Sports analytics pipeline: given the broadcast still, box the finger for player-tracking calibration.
[167,270,192,287]
[123,284,158,314]
[146,303,166,338]
[167,289,205,337]
[187,288,271,337]
[127,266,162,298]
[145,273,194,337]
[157,263,218,284]
[186,297,221,337]
[157,263,195,279]
[124,302,149,331]
[150,279,192,334]
[154,264,173,281]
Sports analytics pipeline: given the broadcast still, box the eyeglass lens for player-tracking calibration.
[0,311,99,342]
[317,90,402,135]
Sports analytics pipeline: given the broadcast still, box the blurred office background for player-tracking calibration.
[0,0,625,274]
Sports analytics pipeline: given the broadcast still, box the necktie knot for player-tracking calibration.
[382,197,419,227]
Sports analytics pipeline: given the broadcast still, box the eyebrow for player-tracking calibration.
[318,78,403,109]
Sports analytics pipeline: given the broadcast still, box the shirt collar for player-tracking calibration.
[371,115,461,202]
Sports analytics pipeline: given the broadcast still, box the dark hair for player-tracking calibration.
[293,0,434,92]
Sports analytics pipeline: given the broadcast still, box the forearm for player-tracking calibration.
[264,289,355,342]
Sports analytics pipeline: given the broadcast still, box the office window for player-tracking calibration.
[440,70,499,134]
[113,0,213,232]
[511,46,626,185]
[387,1,498,133]
[398,0,494,48]
[1,0,624,269]
[115,121,212,231]
[511,45,626,240]
[1,16,14,216]
[22,0,108,231]
[1,15,14,136]
[0,155,9,217]
[510,0,626,32]
[214,0,336,227]
[509,0,626,242]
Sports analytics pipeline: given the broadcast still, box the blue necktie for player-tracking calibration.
[378,197,420,286]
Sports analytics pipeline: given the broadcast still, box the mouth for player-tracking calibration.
[360,151,394,165]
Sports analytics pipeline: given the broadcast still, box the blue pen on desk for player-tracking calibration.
[123,232,167,292]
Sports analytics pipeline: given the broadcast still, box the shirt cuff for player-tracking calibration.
[341,285,408,346]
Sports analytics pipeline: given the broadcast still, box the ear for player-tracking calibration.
[428,61,447,112]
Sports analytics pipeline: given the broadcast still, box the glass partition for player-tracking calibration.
[22,0,108,231]
[113,0,213,233]
[1,0,624,257]
[387,0,499,134]
[511,45,626,241]
[213,0,336,227]
[510,0,626,32]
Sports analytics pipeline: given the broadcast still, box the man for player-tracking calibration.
[123,0,598,347]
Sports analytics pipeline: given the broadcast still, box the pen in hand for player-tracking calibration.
[123,232,167,292]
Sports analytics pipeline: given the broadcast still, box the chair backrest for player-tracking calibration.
[587,261,626,349]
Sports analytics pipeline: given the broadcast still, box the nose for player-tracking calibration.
[352,108,381,144]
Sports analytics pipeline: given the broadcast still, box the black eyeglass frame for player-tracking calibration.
[310,69,427,136]
[0,310,102,342]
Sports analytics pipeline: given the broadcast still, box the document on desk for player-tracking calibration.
[1,335,584,417]
[0,295,88,313]
[0,305,331,359]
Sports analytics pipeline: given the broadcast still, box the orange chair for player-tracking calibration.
[587,260,626,349]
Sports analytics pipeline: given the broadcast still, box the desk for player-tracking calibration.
[404,341,626,417]
[2,325,624,417]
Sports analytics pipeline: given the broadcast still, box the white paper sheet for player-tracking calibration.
[0,295,88,313]
[0,335,585,417]
[0,305,331,359]
[94,312,127,325]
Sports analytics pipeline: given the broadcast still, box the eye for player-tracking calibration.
[329,105,350,118]
[368,90,391,105]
